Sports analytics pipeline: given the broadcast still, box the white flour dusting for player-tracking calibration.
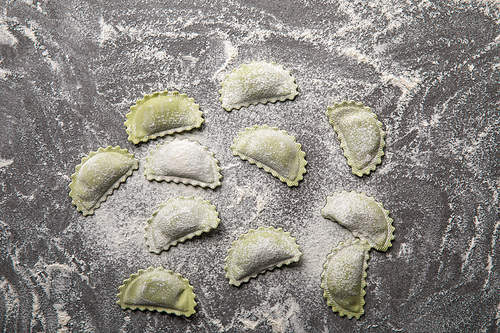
[212,40,239,82]
[0,158,13,168]
[0,68,11,80]
[98,17,117,45]
[0,23,17,47]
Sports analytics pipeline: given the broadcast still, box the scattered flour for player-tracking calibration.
[380,72,422,101]
[0,158,13,168]
[0,23,17,46]
[19,21,37,44]
[182,55,199,63]
[118,316,131,333]
[53,303,71,333]
[98,16,117,45]
[338,47,422,104]
[212,40,239,82]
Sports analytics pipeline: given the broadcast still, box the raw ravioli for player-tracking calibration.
[321,238,370,319]
[117,267,196,317]
[219,62,298,111]
[231,125,307,186]
[144,139,222,189]
[326,101,385,176]
[69,146,139,216]
[321,191,394,252]
[125,91,204,144]
[224,226,301,286]
[145,196,220,253]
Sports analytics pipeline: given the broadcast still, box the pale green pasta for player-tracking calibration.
[117,267,196,317]
[231,125,307,186]
[322,191,395,252]
[321,238,371,319]
[145,196,220,254]
[219,62,298,111]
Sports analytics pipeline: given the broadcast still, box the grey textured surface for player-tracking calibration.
[1,0,499,332]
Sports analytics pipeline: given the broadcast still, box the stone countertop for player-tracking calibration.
[0,0,499,332]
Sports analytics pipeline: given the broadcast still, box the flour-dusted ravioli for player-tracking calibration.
[321,238,371,319]
[224,226,301,286]
[231,125,307,186]
[144,139,222,189]
[219,62,298,111]
[326,101,385,177]
[145,196,220,254]
[321,191,394,252]
[125,91,204,144]
[69,146,139,216]
[117,267,196,317]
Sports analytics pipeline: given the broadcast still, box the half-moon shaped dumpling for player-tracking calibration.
[144,139,222,189]
[69,146,139,216]
[321,191,394,252]
[145,196,220,254]
[321,238,371,319]
[117,267,196,317]
[125,91,204,144]
[219,62,298,111]
[231,125,307,187]
[325,101,385,177]
[224,226,302,286]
